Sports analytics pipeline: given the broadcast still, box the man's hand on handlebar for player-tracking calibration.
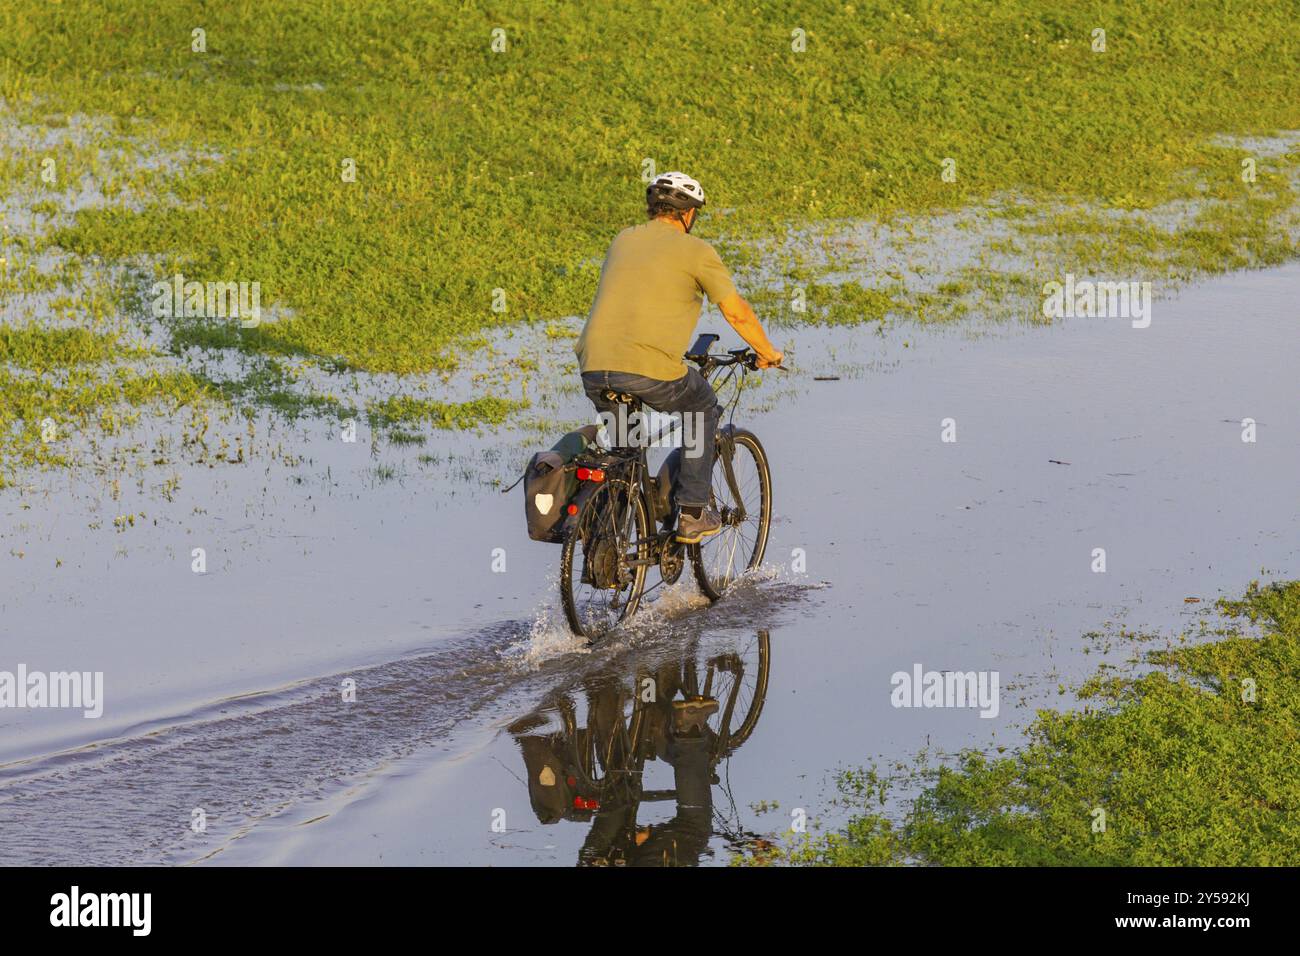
[717,294,784,371]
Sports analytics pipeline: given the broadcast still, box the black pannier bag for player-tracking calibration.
[524,424,600,542]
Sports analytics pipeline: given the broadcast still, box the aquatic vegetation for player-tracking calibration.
[367,395,528,431]
[0,363,211,486]
[0,325,126,369]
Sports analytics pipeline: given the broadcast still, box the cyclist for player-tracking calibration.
[575,171,783,544]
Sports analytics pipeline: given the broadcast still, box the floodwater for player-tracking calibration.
[1,261,1297,865]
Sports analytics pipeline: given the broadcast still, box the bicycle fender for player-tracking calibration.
[560,480,601,537]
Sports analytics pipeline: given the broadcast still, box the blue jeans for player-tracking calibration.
[582,369,721,508]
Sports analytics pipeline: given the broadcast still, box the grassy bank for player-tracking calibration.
[780,581,1300,866]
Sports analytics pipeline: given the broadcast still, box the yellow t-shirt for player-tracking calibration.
[575,219,738,381]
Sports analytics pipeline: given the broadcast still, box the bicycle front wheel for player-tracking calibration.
[692,428,772,601]
[680,629,771,753]
[560,480,650,640]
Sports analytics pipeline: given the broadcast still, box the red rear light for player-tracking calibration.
[575,467,605,482]
[566,504,578,515]
[589,469,605,482]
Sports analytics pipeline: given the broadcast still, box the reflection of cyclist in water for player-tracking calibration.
[579,662,718,867]
[508,630,769,867]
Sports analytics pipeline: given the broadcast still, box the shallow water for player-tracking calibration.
[1,261,1297,865]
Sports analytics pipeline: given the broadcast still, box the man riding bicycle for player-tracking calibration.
[574,171,783,544]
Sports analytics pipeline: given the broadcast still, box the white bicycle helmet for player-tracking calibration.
[646,171,706,210]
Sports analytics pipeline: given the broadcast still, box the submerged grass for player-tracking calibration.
[0,364,212,486]
[0,325,127,370]
[367,395,528,431]
[779,581,1300,866]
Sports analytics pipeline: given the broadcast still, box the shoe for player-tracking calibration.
[672,696,719,736]
[675,508,722,544]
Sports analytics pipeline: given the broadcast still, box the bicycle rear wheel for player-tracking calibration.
[560,480,650,640]
[692,428,771,601]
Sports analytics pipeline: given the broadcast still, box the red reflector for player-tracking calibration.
[566,776,576,787]
[576,467,590,480]
[567,504,578,515]
[573,796,584,809]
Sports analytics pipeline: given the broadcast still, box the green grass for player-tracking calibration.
[1,1,1298,481]
[3,0,1299,375]
[782,581,1300,866]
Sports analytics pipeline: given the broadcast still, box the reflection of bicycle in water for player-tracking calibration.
[509,630,770,866]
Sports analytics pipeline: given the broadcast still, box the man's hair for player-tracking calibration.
[647,200,686,220]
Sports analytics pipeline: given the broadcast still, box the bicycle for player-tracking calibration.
[559,334,774,640]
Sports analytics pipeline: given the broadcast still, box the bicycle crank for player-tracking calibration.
[658,537,684,584]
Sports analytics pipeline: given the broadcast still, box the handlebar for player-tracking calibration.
[684,334,785,372]
[693,348,755,370]
[687,348,785,373]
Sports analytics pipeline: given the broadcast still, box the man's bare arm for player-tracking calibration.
[716,292,783,368]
